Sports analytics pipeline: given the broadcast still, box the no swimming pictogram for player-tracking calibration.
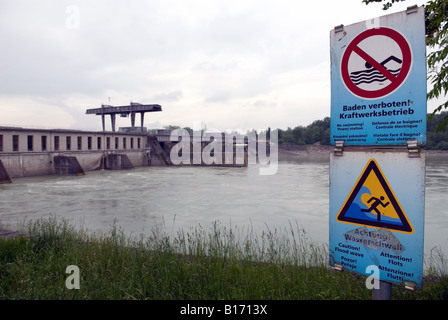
[336,159,413,234]
[341,27,412,99]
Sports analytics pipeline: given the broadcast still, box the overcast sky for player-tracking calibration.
[0,0,431,132]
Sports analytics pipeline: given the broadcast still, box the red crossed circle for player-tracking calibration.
[341,27,412,99]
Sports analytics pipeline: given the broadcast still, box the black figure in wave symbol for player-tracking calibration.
[349,55,402,85]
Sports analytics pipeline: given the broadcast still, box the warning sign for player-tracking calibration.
[329,7,427,146]
[329,151,425,288]
[336,159,413,233]
[341,27,412,100]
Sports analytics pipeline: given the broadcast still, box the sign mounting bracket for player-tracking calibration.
[334,24,344,33]
[407,140,420,158]
[407,5,418,15]
[334,140,345,156]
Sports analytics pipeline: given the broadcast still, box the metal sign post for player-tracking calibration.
[329,6,426,300]
[372,280,392,300]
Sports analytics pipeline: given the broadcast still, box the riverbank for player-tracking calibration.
[0,216,447,300]
[278,144,333,161]
[278,144,448,161]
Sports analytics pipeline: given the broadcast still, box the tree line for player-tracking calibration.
[274,112,448,150]
[425,112,448,149]
[276,117,331,146]
[164,112,448,149]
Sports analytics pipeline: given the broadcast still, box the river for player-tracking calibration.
[0,157,447,262]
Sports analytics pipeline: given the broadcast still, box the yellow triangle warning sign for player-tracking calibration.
[336,159,414,234]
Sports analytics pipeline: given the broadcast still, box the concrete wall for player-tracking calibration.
[0,127,146,153]
[0,127,150,178]
[0,150,150,178]
[0,159,12,183]
[0,152,53,177]
[0,126,249,178]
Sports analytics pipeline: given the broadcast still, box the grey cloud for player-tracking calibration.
[152,90,183,102]
[1,0,410,131]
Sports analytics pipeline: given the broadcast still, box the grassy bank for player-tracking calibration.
[0,216,447,300]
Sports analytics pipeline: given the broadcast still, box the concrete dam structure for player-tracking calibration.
[0,102,248,182]
[0,126,248,182]
[0,126,150,181]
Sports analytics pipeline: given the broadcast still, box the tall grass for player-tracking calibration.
[0,216,447,300]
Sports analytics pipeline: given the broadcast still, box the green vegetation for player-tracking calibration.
[276,117,330,146]
[425,112,448,149]
[0,216,447,300]
[274,112,448,149]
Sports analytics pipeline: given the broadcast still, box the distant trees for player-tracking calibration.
[275,113,448,149]
[276,117,330,145]
[162,113,448,149]
[425,111,448,149]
